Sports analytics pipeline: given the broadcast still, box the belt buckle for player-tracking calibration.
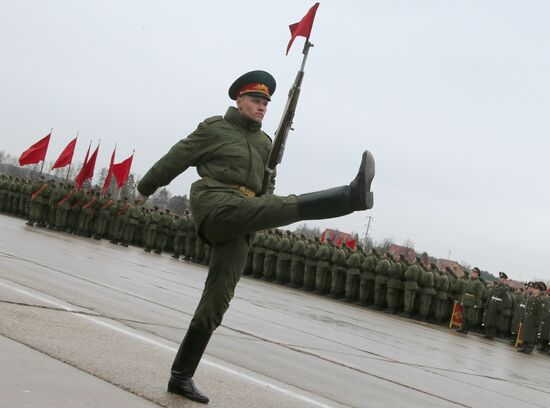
[238,186,256,197]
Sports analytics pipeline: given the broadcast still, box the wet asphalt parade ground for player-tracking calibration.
[0,214,549,408]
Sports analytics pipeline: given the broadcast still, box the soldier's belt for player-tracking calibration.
[203,177,256,197]
[490,296,503,301]
[463,293,475,298]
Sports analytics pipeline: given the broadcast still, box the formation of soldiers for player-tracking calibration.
[0,174,211,262]
[1,173,549,356]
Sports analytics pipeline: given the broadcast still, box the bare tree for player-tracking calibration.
[403,238,415,249]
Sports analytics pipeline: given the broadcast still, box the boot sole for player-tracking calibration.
[362,150,375,209]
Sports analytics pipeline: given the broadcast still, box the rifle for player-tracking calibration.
[260,40,313,195]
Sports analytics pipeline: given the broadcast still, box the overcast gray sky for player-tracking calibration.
[1,0,549,281]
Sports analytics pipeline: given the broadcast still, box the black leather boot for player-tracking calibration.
[168,328,212,403]
[297,150,375,219]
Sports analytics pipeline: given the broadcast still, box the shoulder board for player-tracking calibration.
[261,131,273,142]
[198,115,223,129]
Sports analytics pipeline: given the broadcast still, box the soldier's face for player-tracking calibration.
[237,95,269,123]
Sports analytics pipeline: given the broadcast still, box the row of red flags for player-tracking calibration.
[18,132,133,193]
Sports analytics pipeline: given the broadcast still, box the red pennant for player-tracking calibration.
[75,144,99,190]
[51,137,77,169]
[19,133,51,166]
[286,3,320,55]
[112,154,133,187]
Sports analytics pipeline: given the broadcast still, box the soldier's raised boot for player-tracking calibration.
[296,150,374,219]
[168,328,212,404]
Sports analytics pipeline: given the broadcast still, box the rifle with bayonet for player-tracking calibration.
[260,40,313,196]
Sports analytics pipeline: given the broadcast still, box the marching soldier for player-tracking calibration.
[136,70,375,403]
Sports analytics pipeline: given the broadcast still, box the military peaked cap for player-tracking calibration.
[499,271,508,279]
[228,70,276,101]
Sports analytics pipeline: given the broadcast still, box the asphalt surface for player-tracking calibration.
[1,214,549,408]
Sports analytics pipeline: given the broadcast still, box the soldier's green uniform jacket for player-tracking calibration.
[346,249,363,276]
[139,107,276,244]
[290,237,306,262]
[403,264,421,290]
[484,282,509,327]
[522,293,547,343]
[461,277,484,308]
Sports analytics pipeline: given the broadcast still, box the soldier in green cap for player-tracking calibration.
[456,267,485,334]
[136,70,375,403]
[484,272,509,339]
[518,282,547,353]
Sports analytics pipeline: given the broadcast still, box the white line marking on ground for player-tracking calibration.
[0,280,338,408]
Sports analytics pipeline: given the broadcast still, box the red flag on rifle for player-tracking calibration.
[101,146,116,194]
[75,144,99,190]
[286,3,320,55]
[51,137,77,169]
[112,153,133,187]
[19,133,51,166]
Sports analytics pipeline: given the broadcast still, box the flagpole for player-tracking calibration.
[39,127,53,176]
[64,131,78,188]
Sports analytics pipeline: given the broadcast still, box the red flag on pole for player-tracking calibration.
[18,133,51,166]
[286,3,320,55]
[101,146,116,194]
[112,153,134,187]
[75,144,100,190]
[51,137,77,169]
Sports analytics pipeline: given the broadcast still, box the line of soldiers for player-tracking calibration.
[2,173,549,355]
[0,174,211,263]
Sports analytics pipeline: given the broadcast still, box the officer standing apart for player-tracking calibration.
[136,70,375,403]
[484,272,509,339]
[457,267,485,334]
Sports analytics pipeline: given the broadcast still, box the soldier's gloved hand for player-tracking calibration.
[135,193,149,206]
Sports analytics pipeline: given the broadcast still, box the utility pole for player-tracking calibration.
[363,215,373,249]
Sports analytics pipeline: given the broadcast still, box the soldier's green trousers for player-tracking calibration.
[302,262,316,290]
[262,254,277,281]
[374,283,387,308]
[173,235,186,256]
[345,274,360,302]
[386,288,401,311]
[55,209,69,229]
[330,266,347,298]
[275,256,291,284]
[418,294,434,318]
[314,261,331,294]
[185,236,196,259]
[189,193,300,332]
[359,278,375,305]
[289,258,304,287]
[403,289,418,314]
[252,251,265,278]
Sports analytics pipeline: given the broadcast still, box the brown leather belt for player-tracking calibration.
[203,177,256,197]
[226,184,256,197]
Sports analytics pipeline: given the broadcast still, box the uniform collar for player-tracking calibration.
[225,106,262,132]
